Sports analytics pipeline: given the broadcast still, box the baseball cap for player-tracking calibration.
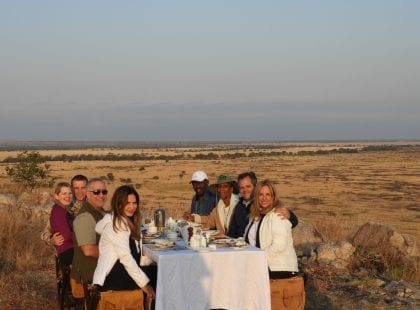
[190,171,208,183]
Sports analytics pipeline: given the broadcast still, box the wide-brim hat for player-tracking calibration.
[210,174,239,194]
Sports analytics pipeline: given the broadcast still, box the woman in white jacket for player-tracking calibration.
[93,185,155,301]
[244,180,304,310]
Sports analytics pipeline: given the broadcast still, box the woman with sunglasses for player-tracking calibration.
[93,185,155,307]
[244,180,305,309]
[50,182,74,267]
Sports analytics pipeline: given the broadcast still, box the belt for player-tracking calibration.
[269,271,299,279]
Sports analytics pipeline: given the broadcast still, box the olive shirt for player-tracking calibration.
[71,202,104,284]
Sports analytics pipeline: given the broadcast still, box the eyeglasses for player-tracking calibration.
[89,189,108,195]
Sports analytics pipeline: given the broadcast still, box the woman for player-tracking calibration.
[50,182,74,267]
[244,180,305,309]
[93,185,155,305]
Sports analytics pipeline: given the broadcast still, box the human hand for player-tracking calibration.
[52,232,64,246]
[142,284,155,300]
[274,207,290,220]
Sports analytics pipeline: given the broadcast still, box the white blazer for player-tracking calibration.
[93,213,149,288]
[245,210,298,272]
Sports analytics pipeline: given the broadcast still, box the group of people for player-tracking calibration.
[44,170,305,309]
[44,175,155,309]
[183,171,305,309]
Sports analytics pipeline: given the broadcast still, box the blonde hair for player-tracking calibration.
[250,179,282,220]
[54,182,71,195]
[53,182,72,206]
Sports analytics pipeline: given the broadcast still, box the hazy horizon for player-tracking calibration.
[1,1,419,141]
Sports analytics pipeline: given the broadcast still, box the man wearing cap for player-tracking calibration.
[185,174,239,236]
[187,170,217,216]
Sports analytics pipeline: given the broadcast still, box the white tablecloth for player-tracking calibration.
[143,242,271,310]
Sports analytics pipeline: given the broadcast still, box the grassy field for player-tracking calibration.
[1,142,419,239]
[0,142,419,308]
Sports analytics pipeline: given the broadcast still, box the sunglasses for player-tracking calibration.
[89,189,108,195]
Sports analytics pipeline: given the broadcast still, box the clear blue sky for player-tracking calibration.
[1,1,419,141]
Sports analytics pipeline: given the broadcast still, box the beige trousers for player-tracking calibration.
[270,276,305,310]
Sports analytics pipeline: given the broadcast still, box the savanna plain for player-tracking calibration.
[0,142,419,309]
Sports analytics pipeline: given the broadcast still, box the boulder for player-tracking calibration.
[313,240,355,269]
[351,222,419,258]
[292,220,324,256]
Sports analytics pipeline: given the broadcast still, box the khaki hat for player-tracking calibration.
[210,174,239,194]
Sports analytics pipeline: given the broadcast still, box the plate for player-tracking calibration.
[143,233,161,239]
[202,229,218,236]
[213,238,235,245]
[153,241,175,249]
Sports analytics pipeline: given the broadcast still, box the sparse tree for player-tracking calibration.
[5,151,55,191]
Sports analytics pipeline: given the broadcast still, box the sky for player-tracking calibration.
[0,1,419,141]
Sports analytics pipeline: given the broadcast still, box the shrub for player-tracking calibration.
[5,151,55,191]
[107,172,115,181]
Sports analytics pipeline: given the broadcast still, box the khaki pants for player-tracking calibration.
[98,289,144,310]
[270,277,305,310]
[70,277,85,298]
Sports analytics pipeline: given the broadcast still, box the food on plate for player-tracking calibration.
[153,239,175,248]
[234,240,247,247]
[213,238,235,245]
[202,229,218,236]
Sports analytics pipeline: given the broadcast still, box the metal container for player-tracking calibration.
[154,208,166,232]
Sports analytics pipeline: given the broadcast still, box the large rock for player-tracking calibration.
[293,220,324,256]
[313,240,355,269]
[351,222,419,258]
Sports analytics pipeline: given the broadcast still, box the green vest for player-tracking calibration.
[71,202,104,283]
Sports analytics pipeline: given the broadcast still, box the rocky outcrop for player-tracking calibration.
[292,220,324,256]
[302,221,420,309]
[310,240,355,269]
[351,222,419,258]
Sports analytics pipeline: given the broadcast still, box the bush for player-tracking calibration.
[5,151,55,191]
[107,172,115,181]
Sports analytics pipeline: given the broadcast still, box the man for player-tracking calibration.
[227,171,299,238]
[186,174,239,236]
[69,174,88,214]
[70,178,107,296]
[187,170,217,216]
[41,174,88,245]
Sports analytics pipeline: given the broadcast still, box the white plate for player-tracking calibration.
[202,229,218,236]
[154,240,175,248]
[143,233,161,239]
[213,238,235,245]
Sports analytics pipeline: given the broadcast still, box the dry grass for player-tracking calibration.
[0,208,56,309]
[0,143,419,307]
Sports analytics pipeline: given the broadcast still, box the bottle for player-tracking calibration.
[200,234,207,247]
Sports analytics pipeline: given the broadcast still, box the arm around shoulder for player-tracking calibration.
[289,209,298,228]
